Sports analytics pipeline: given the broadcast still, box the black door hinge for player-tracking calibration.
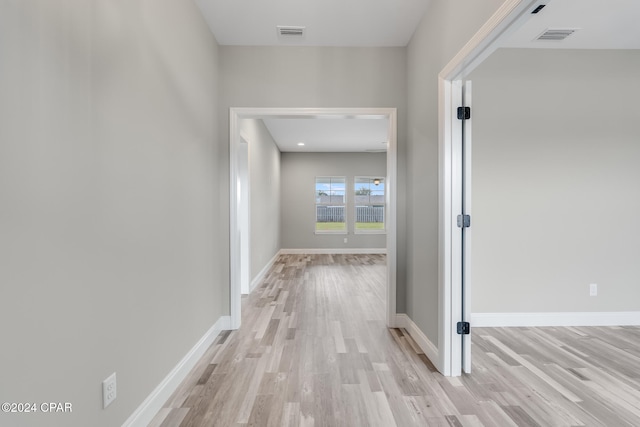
[457,322,470,335]
[457,106,471,120]
[457,214,471,228]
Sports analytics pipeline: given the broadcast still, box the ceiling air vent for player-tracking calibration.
[535,28,578,41]
[277,26,306,38]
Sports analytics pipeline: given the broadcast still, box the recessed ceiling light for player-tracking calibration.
[297,142,305,146]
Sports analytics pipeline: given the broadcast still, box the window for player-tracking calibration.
[354,177,385,233]
[315,177,346,233]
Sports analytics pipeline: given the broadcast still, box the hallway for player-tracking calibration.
[148,254,640,426]
[149,253,441,426]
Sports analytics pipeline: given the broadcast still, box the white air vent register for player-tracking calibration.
[535,28,579,41]
[277,26,306,38]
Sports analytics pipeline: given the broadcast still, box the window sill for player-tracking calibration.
[315,230,348,235]
[354,230,387,235]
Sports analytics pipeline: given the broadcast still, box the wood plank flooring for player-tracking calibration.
[148,254,640,426]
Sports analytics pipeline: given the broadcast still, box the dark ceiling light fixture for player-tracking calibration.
[373,178,381,186]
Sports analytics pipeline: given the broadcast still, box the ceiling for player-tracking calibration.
[206,0,639,152]
[500,0,640,49]
[262,118,389,153]
[195,0,640,49]
[194,0,431,47]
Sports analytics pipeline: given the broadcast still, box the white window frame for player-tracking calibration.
[315,176,347,235]
[353,176,386,235]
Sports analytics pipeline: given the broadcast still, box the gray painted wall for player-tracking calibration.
[0,2,225,426]
[406,0,506,346]
[220,46,408,310]
[469,49,640,313]
[240,119,282,281]
[281,152,387,249]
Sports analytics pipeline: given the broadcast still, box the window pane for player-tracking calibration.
[355,178,371,204]
[354,177,385,232]
[316,177,346,232]
[370,190,384,204]
[316,177,332,202]
[355,206,385,230]
[330,190,345,204]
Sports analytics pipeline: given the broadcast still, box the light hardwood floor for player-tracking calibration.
[148,254,640,426]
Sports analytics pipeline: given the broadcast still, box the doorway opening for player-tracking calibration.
[438,0,545,376]
[229,108,398,330]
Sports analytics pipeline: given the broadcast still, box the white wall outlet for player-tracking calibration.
[102,372,117,408]
[589,283,598,297]
[343,237,348,243]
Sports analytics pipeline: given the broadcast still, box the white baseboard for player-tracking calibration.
[248,250,282,294]
[471,311,640,327]
[122,315,231,427]
[280,248,386,254]
[394,314,409,329]
[394,314,440,373]
[247,248,386,293]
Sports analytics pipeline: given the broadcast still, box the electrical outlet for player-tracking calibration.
[589,283,597,297]
[343,237,348,243]
[103,372,117,408]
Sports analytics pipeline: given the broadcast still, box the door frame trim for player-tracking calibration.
[437,0,546,376]
[229,107,398,330]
